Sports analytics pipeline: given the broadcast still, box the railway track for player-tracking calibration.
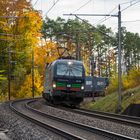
[10,99,83,140]
[65,107,140,128]
[79,108,140,128]
[10,98,137,140]
[38,98,140,128]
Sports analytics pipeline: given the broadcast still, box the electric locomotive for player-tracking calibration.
[43,59,85,106]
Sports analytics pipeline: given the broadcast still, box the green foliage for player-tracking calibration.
[0,70,6,82]
[0,79,8,101]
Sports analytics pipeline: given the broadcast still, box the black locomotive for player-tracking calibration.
[42,59,85,106]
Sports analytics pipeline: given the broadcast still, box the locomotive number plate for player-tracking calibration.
[67,84,71,87]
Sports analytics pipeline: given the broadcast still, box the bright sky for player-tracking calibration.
[31,0,140,34]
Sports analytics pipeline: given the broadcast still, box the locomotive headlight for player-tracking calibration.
[52,82,56,88]
[81,85,84,90]
[68,61,73,65]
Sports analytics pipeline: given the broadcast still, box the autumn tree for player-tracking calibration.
[0,0,43,100]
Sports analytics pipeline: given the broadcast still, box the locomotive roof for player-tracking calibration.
[53,59,83,65]
[45,59,84,69]
[47,59,83,67]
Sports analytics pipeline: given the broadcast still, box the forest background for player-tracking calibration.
[0,0,140,101]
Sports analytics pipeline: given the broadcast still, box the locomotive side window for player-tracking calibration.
[56,63,83,77]
[86,81,92,85]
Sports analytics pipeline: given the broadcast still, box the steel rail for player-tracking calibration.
[73,108,140,128]
[28,98,140,127]
[26,100,137,140]
[9,99,84,140]
[46,101,140,128]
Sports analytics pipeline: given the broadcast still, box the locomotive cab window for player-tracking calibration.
[56,63,83,77]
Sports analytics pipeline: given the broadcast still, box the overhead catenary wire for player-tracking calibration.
[94,6,118,25]
[71,0,92,14]
[111,26,118,32]
[122,19,140,23]
[74,15,112,39]
[33,0,40,7]
[44,0,60,17]
[120,0,138,5]
[121,0,140,12]
[94,0,140,25]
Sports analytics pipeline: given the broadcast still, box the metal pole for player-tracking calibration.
[91,56,95,76]
[76,33,80,60]
[8,47,11,100]
[32,48,35,98]
[117,5,122,113]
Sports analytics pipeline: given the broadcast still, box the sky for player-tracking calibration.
[31,0,140,34]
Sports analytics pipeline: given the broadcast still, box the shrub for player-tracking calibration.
[107,68,140,94]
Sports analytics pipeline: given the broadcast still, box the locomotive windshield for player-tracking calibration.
[56,63,83,77]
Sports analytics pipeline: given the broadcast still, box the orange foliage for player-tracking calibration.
[34,41,59,69]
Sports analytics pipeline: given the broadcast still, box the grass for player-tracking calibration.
[83,85,140,113]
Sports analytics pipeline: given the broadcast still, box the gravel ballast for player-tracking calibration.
[1,98,140,140]
[0,102,66,140]
[31,99,140,140]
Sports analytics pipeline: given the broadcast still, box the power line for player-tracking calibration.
[121,0,140,12]
[120,0,139,5]
[71,0,92,14]
[120,0,138,5]
[122,19,140,23]
[94,6,118,25]
[111,26,118,32]
[44,0,60,17]
[94,0,140,25]
[75,15,113,38]
[63,13,117,38]
[33,0,40,7]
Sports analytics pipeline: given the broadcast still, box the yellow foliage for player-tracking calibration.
[17,69,43,98]
[34,69,43,95]
[81,49,91,75]
[123,68,140,90]
[16,10,43,47]
[107,68,140,94]
[18,74,32,98]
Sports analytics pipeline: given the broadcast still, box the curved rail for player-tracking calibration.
[9,99,84,140]
[40,98,140,128]
[73,108,140,128]
[27,99,137,140]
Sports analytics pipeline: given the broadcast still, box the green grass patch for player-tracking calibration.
[83,85,140,113]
